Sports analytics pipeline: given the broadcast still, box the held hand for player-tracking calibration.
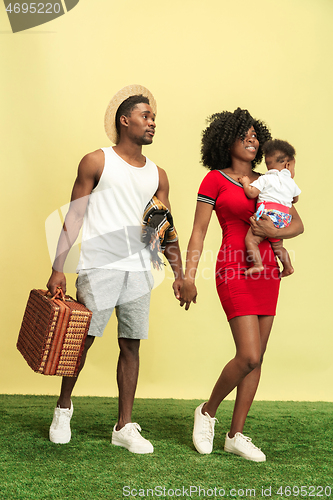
[47,269,67,296]
[172,278,183,301]
[179,281,197,311]
[250,214,278,239]
[238,175,250,186]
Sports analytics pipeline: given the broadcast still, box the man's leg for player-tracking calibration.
[112,334,153,453]
[114,272,152,427]
[116,337,140,430]
[49,335,95,444]
[57,335,95,408]
[111,274,154,454]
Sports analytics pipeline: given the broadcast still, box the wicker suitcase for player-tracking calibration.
[17,288,92,377]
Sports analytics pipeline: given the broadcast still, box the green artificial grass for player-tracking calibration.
[0,396,332,499]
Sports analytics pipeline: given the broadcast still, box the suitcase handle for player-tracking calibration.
[52,287,65,301]
[44,288,74,302]
[43,287,65,301]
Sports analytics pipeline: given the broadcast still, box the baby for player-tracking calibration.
[239,139,301,277]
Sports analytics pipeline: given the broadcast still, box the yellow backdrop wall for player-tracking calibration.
[1,0,332,400]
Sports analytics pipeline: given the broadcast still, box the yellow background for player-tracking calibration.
[0,0,331,401]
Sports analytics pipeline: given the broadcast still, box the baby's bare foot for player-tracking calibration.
[245,265,264,276]
[280,265,294,278]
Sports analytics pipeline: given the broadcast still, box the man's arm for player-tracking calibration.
[47,150,104,295]
[155,167,183,299]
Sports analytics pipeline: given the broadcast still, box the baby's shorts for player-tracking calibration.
[76,268,154,339]
[258,201,292,243]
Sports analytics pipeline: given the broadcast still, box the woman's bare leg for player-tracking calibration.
[229,315,274,437]
[203,315,267,419]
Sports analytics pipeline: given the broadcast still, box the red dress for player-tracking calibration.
[198,170,280,321]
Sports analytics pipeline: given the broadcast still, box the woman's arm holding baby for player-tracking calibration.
[250,205,304,240]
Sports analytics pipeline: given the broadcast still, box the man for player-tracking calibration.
[47,84,183,454]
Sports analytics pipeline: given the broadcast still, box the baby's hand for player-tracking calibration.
[238,175,250,185]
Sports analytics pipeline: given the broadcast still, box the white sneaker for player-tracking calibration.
[192,402,218,454]
[49,402,73,444]
[112,423,154,454]
[224,432,266,462]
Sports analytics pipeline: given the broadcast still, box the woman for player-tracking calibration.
[180,108,303,462]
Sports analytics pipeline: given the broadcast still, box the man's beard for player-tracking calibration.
[137,132,153,146]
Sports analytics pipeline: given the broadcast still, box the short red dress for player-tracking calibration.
[198,170,280,321]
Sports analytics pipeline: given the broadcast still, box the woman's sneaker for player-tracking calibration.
[224,432,266,462]
[192,402,218,454]
[49,402,73,444]
[112,423,153,454]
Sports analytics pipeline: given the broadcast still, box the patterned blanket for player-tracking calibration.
[142,196,178,269]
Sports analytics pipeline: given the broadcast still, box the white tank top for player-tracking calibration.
[77,147,159,272]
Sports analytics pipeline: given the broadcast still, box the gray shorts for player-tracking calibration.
[75,269,154,339]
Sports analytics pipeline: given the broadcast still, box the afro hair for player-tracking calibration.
[201,107,271,170]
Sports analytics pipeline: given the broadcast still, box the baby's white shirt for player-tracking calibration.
[250,169,301,208]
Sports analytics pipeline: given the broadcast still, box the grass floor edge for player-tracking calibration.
[1,396,332,499]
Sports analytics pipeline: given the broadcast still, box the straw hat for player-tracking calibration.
[104,84,157,144]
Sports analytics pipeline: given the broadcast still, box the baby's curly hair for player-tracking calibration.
[201,107,271,170]
[262,139,296,162]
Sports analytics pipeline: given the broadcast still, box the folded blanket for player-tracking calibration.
[142,196,178,269]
